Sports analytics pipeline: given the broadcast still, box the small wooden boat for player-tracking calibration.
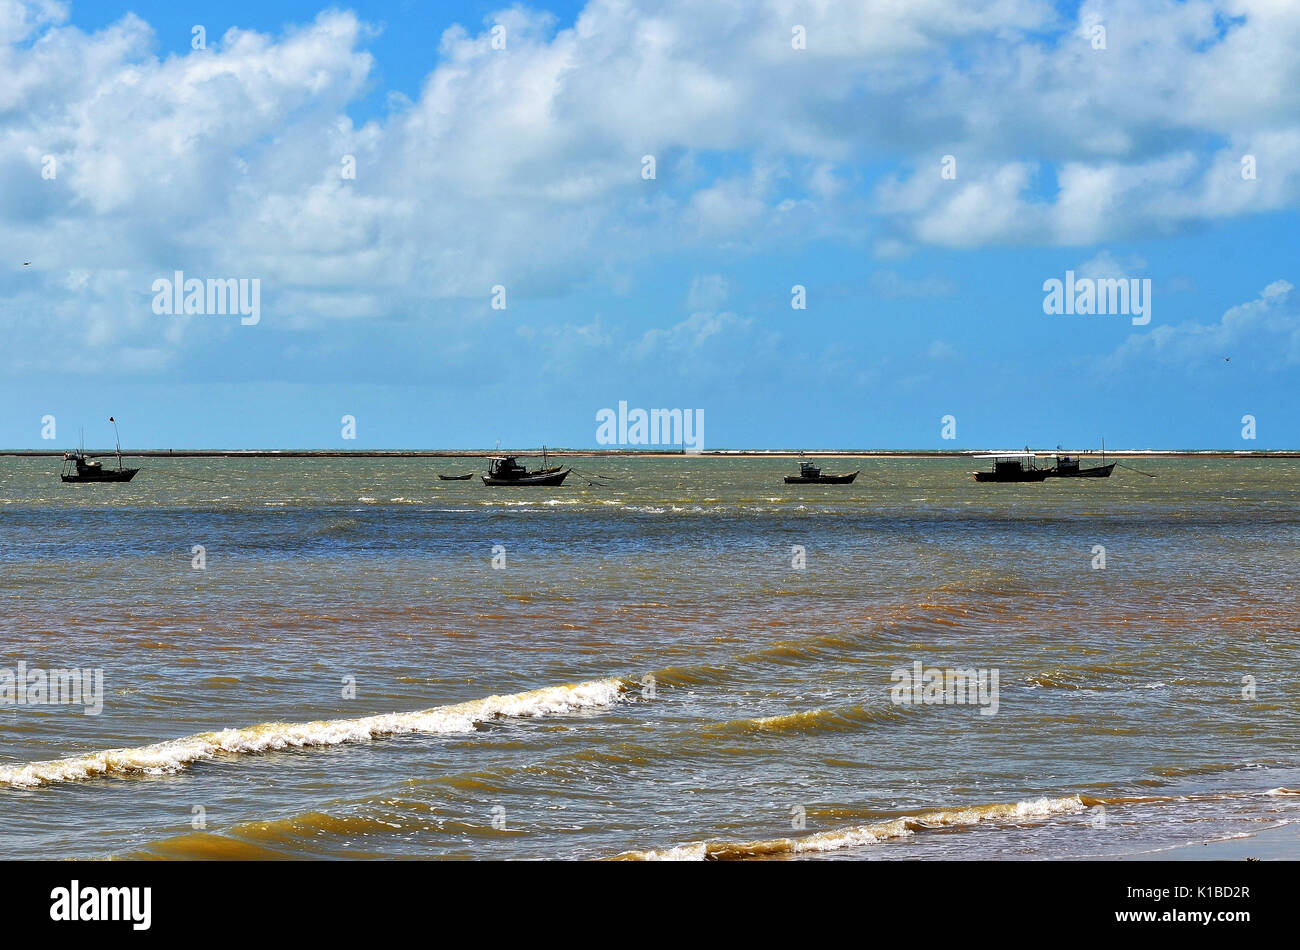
[972,453,1049,483]
[61,451,139,482]
[481,455,570,487]
[437,473,475,480]
[1046,456,1115,478]
[60,418,139,483]
[1046,441,1115,478]
[784,459,859,484]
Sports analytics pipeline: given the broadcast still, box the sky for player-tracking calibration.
[1,0,1298,450]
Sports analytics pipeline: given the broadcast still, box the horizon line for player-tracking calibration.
[5,448,1299,459]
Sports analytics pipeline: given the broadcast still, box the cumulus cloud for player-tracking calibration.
[1105,279,1300,370]
[0,0,65,44]
[3,0,1300,377]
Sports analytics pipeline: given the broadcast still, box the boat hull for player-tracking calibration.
[481,469,570,487]
[1047,463,1115,478]
[437,474,474,480]
[783,471,859,484]
[973,470,1049,482]
[61,469,139,483]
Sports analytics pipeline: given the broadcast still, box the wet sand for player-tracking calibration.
[1107,822,1300,860]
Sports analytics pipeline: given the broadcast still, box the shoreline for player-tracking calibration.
[3,449,1300,460]
[1101,821,1300,861]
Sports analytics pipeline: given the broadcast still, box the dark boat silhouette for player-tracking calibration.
[437,473,475,480]
[1046,456,1115,478]
[1046,442,1115,478]
[61,451,139,482]
[60,418,139,483]
[481,455,570,486]
[784,459,859,484]
[972,453,1049,483]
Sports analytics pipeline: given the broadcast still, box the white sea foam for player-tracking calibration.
[0,678,626,789]
[619,795,1087,860]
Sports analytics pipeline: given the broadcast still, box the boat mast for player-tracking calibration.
[110,416,122,471]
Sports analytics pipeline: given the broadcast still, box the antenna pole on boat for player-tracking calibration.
[110,416,122,471]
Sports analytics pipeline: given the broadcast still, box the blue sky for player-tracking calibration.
[2,0,1298,450]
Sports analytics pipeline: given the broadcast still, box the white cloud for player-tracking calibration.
[872,269,958,299]
[685,274,729,311]
[1075,250,1148,281]
[1105,279,1299,370]
[0,0,65,44]
[877,161,1047,247]
[631,310,753,362]
[927,339,958,360]
[4,0,1300,375]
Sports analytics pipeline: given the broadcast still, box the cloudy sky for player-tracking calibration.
[2,0,1298,449]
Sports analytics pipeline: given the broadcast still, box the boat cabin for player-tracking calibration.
[488,454,551,478]
[993,457,1033,475]
[486,456,528,479]
[798,460,821,478]
[62,451,102,476]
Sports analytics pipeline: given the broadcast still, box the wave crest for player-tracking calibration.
[0,678,627,789]
[617,795,1088,860]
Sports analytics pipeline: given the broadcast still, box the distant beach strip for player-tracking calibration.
[4,449,1299,459]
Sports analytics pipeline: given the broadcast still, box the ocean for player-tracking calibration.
[1,455,1298,859]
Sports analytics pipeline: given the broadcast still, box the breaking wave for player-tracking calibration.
[617,795,1088,860]
[0,678,627,789]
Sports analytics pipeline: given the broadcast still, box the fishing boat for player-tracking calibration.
[481,455,570,487]
[972,452,1049,483]
[1046,441,1115,478]
[437,473,475,480]
[783,459,859,484]
[60,418,139,483]
[1046,456,1115,478]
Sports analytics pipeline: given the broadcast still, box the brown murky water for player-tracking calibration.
[1,456,1298,858]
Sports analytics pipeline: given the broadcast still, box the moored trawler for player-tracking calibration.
[1047,455,1115,478]
[481,454,570,486]
[783,458,859,484]
[1046,441,1115,478]
[60,417,139,483]
[972,453,1050,482]
[60,451,139,482]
